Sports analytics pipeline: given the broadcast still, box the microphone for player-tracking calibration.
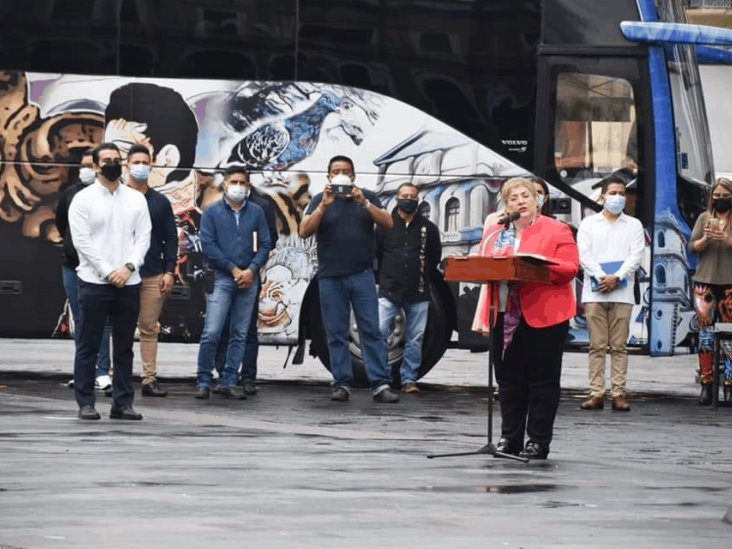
[498,211,521,227]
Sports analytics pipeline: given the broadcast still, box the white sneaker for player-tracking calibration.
[95,375,112,391]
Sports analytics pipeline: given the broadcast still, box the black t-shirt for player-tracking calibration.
[305,189,382,278]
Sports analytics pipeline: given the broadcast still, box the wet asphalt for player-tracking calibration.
[1,340,731,548]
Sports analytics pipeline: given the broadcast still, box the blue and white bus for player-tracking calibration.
[0,0,727,381]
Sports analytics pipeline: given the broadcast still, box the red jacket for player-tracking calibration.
[480,215,579,328]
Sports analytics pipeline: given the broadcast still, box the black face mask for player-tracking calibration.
[397,198,418,214]
[713,197,732,213]
[100,162,122,182]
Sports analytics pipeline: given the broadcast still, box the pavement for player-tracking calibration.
[1,339,731,548]
[0,337,705,398]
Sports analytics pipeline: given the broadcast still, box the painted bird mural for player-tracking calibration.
[223,90,371,171]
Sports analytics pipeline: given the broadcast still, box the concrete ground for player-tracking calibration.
[1,339,731,548]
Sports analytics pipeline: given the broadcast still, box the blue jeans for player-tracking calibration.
[62,266,112,377]
[379,297,429,384]
[196,273,258,389]
[318,269,391,391]
[214,279,261,382]
[74,281,140,409]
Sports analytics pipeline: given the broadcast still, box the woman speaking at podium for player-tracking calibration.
[472,177,579,459]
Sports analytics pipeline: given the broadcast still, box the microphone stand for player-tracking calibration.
[428,280,528,462]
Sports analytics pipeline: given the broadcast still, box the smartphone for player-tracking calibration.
[330,174,353,198]
[707,218,720,231]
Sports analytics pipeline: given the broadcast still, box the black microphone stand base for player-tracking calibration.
[427,442,529,463]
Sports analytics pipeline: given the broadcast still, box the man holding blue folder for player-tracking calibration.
[577,177,645,412]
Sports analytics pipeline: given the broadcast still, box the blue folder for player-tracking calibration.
[590,261,628,292]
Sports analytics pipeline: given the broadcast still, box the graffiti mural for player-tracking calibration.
[0,70,522,344]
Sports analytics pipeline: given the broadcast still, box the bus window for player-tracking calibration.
[554,73,637,192]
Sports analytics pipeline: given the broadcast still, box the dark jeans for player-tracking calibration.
[74,281,141,409]
[215,280,261,382]
[493,315,568,448]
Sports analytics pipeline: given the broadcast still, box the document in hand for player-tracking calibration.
[590,260,628,292]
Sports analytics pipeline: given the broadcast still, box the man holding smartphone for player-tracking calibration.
[300,155,399,403]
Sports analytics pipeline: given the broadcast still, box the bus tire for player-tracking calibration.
[310,282,450,388]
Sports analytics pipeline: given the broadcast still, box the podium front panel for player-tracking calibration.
[444,256,549,284]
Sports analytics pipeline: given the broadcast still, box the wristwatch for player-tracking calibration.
[125,262,136,272]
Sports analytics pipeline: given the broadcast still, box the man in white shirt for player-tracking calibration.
[68,143,152,420]
[577,178,644,412]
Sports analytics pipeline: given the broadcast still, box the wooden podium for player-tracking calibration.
[428,255,551,462]
[444,255,551,284]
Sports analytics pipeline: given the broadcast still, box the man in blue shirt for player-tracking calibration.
[300,155,399,403]
[195,166,272,399]
[125,144,179,398]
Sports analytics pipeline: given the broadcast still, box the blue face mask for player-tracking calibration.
[604,194,626,215]
[129,164,151,183]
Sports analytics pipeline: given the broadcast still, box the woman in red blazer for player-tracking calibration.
[473,177,579,459]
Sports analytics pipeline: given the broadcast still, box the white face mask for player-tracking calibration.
[536,194,546,209]
[129,164,151,183]
[604,194,626,215]
[226,184,249,203]
[79,167,96,185]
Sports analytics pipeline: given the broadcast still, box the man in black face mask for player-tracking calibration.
[375,182,441,393]
[68,142,152,420]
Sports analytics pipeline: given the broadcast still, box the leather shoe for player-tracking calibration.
[243,381,258,395]
[402,382,421,394]
[218,385,245,399]
[698,384,712,406]
[373,388,400,403]
[495,437,521,456]
[611,395,631,411]
[194,386,211,400]
[519,440,549,460]
[78,405,100,420]
[141,382,168,397]
[109,405,143,420]
[580,395,604,410]
[331,387,350,401]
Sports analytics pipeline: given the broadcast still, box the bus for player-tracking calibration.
[0,0,724,382]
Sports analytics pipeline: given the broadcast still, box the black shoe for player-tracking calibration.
[243,381,258,395]
[331,387,350,401]
[141,382,168,397]
[699,384,712,406]
[78,405,101,420]
[519,440,549,460]
[495,437,521,456]
[109,405,143,420]
[372,388,400,403]
[194,386,211,399]
[218,385,245,399]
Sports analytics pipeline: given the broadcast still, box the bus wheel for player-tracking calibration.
[310,283,450,388]
[348,283,450,388]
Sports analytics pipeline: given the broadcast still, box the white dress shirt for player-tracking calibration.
[577,211,645,304]
[68,180,152,285]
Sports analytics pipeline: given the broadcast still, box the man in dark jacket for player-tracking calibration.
[125,144,179,397]
[375,182,441,393]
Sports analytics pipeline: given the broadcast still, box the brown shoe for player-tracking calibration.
[580,395,604,410]
[403,383,421,394]
[611,395,631,411]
